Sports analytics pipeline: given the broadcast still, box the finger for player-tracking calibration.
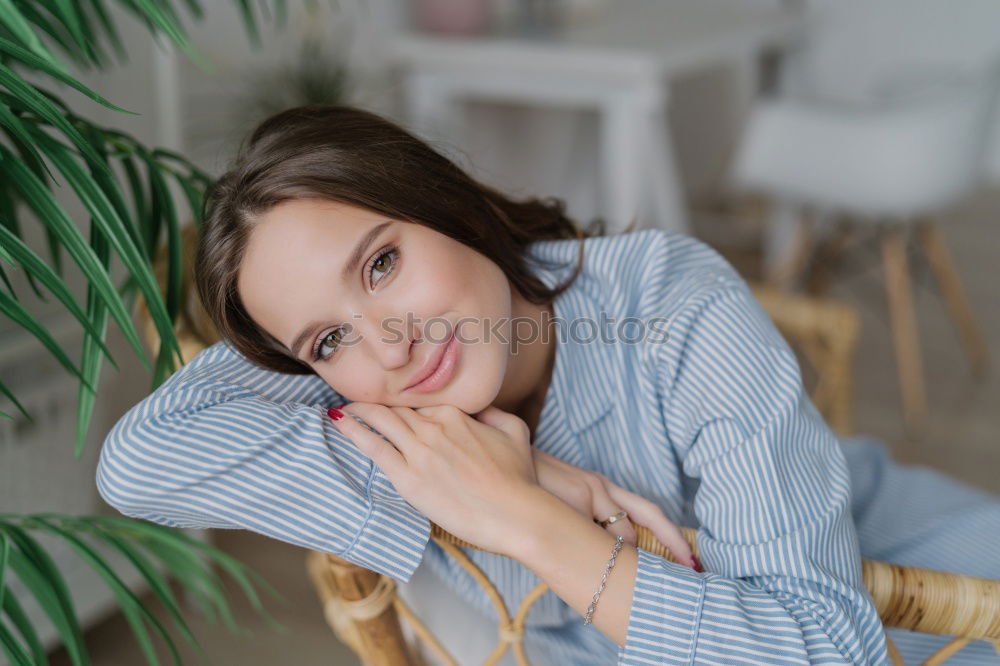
[589,480,637,545]
[471,405,529,441]
[340,403,421,457]
[605,483,696,569]
[388,406,425,431]
[413,403,466,425]
[328,406,406,479]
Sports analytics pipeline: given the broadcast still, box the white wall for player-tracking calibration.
[177,0,403,176]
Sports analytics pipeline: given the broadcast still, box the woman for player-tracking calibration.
[97,105,1000,665]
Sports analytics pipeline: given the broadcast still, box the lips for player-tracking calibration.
[405,329,455,390]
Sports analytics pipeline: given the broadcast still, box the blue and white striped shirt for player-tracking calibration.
[97,229,890,664]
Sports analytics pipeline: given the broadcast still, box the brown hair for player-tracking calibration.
[196,104,605,375]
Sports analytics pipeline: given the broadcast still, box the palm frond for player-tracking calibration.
[0,0,62,69]
[0,515,281,665]
[1,2,293,659]
[0,0,295,440]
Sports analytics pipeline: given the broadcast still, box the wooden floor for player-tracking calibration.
[50,187,999,666]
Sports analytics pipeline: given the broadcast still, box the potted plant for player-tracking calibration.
[0,2,299,663]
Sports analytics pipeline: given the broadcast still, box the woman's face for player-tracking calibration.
[237,199,514,412]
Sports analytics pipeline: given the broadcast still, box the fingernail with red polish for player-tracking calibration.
[328,407,344,421]
[690,555,703,573]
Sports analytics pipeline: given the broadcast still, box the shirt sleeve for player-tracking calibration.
[618,275,889,664]
[96,340,431,583]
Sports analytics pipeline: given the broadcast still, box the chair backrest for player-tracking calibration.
[307,525,1000,666]
[732,1,1000,215]
[730,64,1000,216]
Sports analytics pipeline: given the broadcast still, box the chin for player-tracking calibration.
[438,357,505,413]
[440,379,500,414]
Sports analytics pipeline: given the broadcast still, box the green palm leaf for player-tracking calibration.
[0,523,89,666]
[0,63,111,172]
[1,515,279,664]
[0,0,292,445]
[25,517,184,666]
[78,528,199,650]
[2,585,49,665]
[121,0,207,69]
[76,222,111,457]
[92,516,284,629]
[0,36,134,113]
[0,380,31,421]
[0,289,93,390]
[1,2,294,663]
[177,0,205,21]
[0,224,118,369]
[127,529,238,631]
[37,0,92,62]
[7,2,82,66]
[0,533,7,606]
[83,0,127,61]
[0,0,61,69]
[235,0,263,47]
[0,618,36,666]
[0,184,47,301]
[119,153,150,237]
[0,103,54,182]
[0,143,152,373]
[31,132,186,377]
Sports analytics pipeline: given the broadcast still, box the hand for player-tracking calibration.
[329,402,543,555]
[523,447,697,571]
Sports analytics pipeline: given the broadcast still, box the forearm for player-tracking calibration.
[503,487,639,647]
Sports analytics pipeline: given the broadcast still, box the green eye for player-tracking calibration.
[369,247,398,286]
[313,245,399,363]
[316,327,344,360]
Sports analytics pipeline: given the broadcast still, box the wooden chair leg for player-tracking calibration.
[923,637,973,665]
[806,218,853,297]
[765,206,815,290]
[916,223,990,379]
[881,227,927,437]
[308,552,417,666]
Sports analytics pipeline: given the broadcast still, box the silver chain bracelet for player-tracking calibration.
[583,536,625,625]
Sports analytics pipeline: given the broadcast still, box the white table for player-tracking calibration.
[390,0,803,235]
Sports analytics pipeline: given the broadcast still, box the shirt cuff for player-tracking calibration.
[618,548,706,665]
[344,467,431,583]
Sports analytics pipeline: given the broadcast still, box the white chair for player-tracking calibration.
[729,61,997,435]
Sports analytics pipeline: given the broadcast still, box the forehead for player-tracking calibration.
[236,199,386,340]
[247,198,380,250]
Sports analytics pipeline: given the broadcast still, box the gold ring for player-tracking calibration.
[599,510,628,528]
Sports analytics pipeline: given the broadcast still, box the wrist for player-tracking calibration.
[496,485,638,644]
[501,485,602,562]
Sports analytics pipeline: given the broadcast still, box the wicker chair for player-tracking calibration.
[139,225,1000,665]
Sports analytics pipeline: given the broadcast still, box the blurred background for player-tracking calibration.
[2,0,997,663]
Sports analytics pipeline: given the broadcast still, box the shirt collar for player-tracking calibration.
[529,241,617,436]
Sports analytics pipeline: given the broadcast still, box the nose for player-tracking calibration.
[351,311,415,371]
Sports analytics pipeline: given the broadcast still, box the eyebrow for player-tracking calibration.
[287,220,394,360]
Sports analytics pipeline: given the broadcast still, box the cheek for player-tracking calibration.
[318,360,382,402]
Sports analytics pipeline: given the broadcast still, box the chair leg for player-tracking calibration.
[916,223,990,379]
[765,205,815,290]
[881,227,927,437]
[316,552,416,666]
[806,218,853,297]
